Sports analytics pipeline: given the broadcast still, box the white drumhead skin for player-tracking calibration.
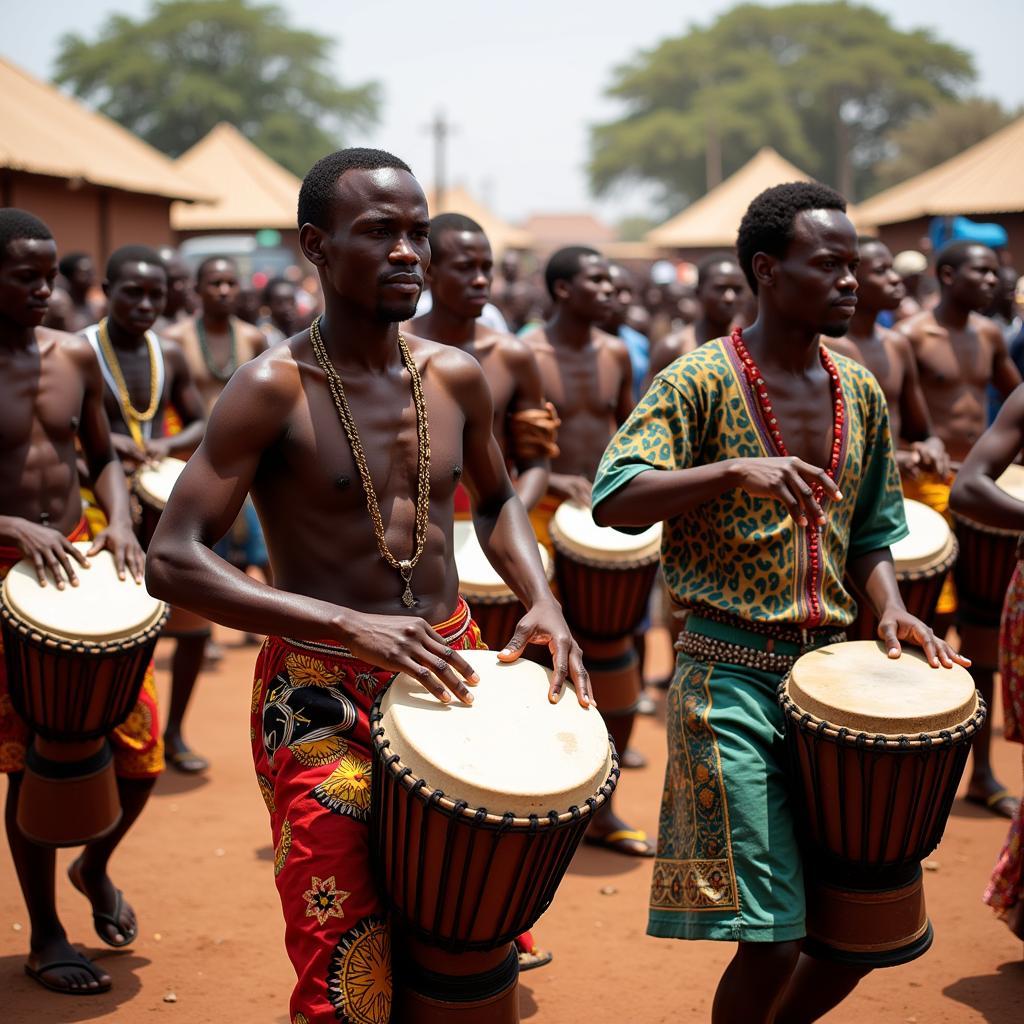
[786,641,977,735]
[2,543,165,642]
[550,501,661,562]
[997,464,1024,503]
[380,649,612,816]
[453,520,550,598]
[891,499,954,573]
[135,457,187,509]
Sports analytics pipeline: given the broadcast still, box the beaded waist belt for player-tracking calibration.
[675,614,846,675]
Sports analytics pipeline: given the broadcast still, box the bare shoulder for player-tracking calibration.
[595,327,631,365]
[405,330,484,387]
[482,330,539,373]
[48,328,99,370]
[218,337,305,411]
[880,326,914,361]
[237,318,268,345]
[160,317,192,343]
[970,311,1005,344]
[157,335,187,364]
[895,310,937,342]
[519,325,552,353]
[823,336,860,361]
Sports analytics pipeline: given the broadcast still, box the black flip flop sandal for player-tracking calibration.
[24,956,111,995]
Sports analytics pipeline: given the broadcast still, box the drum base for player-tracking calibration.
[16,738,122,847]
[804,866,933,968]
[393,941,519,1023]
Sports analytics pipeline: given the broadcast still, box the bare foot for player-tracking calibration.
[68,858,138,947]
[25,934,111,994]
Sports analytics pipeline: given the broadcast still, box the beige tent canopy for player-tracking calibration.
[857,115,1024,228]
[647,147,847,249]
[171,122,302,231]
[0,57,207,202]
[426,184,532,255]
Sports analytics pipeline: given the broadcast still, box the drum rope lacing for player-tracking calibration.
[309,316,430,608]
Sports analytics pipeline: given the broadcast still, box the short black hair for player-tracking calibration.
[697,251,740,290]
[298,147,413,231]
[544,245,601,300]
[196,255,238,285]
[106,245,165,285]
[261,275,294,303]
[0,208,53,261]
[936,240,995,278]
[58,250,91,279]
[429,213,486,263]
[736,182,847,294]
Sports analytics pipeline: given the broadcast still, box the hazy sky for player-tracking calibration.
[3,0,1021,225]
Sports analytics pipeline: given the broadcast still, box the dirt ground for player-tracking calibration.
[1,625,1021,1024]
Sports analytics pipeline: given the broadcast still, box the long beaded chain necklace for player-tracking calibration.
[309,316,431,607]
[96,317,160,447]
[196,315,238,382]
[730,326,845,624]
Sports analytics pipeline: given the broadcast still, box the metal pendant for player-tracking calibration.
[399,561,415,607]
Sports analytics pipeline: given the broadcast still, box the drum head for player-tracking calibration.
[549,502,661,563]
[785,640,977,735]
[2,543,165,642]
[380,649,612,816]
[134,457,187,509]
[453,520,551,599]
[997,464,1024,503]
[891,499,955,573]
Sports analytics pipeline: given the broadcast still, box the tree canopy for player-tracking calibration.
[54,0,379,177]
[874,98,1015,191]
[589,2,974,210]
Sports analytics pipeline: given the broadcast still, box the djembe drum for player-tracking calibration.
[454,521,552,651]
[951,464,1024,629]
[1,544,167,846]
[848,499,958,640]
[134,457,187,549]
[779,641,983,966]
[549,502,661,717]
[370,649,617,1022]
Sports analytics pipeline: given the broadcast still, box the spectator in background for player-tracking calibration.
[606,264,649,403]
[258,276,299,346]
[56,251,105,332]
[155,247,194,330]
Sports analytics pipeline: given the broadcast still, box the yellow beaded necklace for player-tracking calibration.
[96,317,160,447]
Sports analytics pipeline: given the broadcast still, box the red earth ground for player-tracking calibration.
[1,625,1021,1023]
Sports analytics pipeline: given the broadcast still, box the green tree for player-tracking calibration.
[590,2,973,209]
[54,0,379,176]
[873,98,1015,191]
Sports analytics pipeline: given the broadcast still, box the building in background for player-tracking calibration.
[427,184,533,260]
[856,116,1024,268]
[0,57,208,262]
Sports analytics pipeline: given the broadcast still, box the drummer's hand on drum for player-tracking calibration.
[0,518,90,589]
[548,473,592,507]
[111,432,148,471]
[88,523,145,584]
[910,438,951,481]
[340,612,480,705]
[895,448,923,481]
[877,607,971,669]
[728,457,842,527]
[144,437,174,463]
[497,599,594,709]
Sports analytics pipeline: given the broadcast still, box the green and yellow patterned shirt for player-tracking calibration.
[592,337,907,628]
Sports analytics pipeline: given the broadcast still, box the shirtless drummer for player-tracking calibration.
[522,249,652,857]
[145,148,590,1023]
[0,210,149,995]
[898,240,1021,817]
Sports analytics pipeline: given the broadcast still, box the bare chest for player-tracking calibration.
[760,377,837,469]
[0,360,83,455]
[916,331,992,390]
[539,348,619,418]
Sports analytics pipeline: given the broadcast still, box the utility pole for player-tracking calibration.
[426,110,453,210]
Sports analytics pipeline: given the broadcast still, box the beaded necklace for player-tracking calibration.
[730,326,845,625]
[309,316,431,607]
[96,318,160,447]
[196,315,238,382]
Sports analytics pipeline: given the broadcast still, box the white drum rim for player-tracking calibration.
[891,499,957,575]
[783,640,979,736]
[1,543,167,644]
[549,501,661,566]
[374,650,615,820]
[134,457,188,510]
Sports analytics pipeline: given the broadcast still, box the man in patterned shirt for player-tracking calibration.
[593,183,967,1023]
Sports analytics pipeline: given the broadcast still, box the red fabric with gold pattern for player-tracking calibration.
[0,521,164,778]
[251,598,484,1024]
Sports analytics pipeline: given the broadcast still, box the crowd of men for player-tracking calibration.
[1,153,1022,1023]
